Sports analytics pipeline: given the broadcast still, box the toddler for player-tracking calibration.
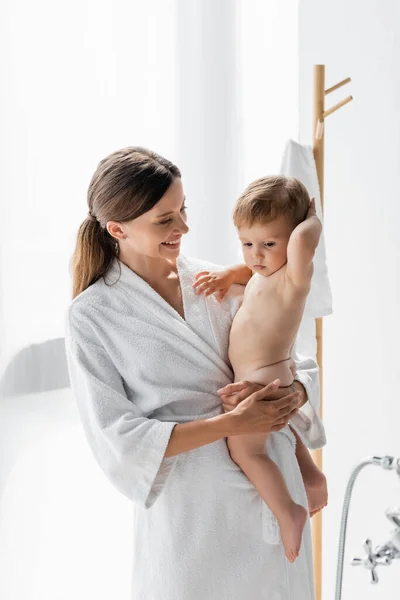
[194,176,327,562]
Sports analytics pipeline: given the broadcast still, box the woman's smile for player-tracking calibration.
[161,237,182,250]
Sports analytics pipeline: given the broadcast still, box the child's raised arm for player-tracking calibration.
[286,198,322,287]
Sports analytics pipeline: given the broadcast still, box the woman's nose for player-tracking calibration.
[177,218,189,234]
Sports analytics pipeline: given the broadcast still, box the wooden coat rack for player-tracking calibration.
[312,64,353,600]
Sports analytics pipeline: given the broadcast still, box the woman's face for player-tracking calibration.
[108,177,189,260]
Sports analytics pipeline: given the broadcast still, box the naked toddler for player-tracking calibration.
[194,176,328,562]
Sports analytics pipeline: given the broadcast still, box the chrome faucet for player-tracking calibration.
[335,456,400,600]
[351,509,400,583]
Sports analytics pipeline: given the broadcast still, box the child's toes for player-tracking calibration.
[285,549,295,563]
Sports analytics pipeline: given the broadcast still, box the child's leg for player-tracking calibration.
[228,434,307,563]
[290,427,328,516]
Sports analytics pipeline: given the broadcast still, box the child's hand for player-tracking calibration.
[193,270,235,302]
[306,197,317,218]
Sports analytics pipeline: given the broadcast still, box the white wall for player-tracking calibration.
[0,0,178,368]
[299,1,400,598]
[178,0,299,266]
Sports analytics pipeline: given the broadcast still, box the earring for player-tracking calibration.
[115,240,119,255]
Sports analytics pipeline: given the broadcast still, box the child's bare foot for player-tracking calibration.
[278,503,308,563]
[304,470,328,517]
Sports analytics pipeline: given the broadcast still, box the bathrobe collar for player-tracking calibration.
[104,255,232,379]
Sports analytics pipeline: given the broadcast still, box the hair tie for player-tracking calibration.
[87,210,97,222]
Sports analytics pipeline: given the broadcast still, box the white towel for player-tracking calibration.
[280,139,333,318]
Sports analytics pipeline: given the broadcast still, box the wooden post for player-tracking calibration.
[312,63,325,600]
[311,64,352,600]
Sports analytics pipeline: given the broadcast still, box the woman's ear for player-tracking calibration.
[106,221,127,240]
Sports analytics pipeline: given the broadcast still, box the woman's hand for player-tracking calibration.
[222,379,302,435]
[218,380,264,411]
[218,379,308,411]
[193,270,235,302]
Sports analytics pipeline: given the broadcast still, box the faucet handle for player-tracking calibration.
[385,506,400,528]
[351,539,379,584]
[370,567,379,584]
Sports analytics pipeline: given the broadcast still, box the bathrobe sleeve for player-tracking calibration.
[65,306,178,509]
[291,345,326,450]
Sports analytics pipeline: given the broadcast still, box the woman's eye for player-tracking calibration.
[158,205,187,226]
[243,243,252,247]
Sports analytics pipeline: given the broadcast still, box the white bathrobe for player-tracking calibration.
[65,255,325,600]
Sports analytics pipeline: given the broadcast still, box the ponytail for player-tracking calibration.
[71,217,117,299]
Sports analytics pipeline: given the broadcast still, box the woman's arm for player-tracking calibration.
[164,414,233,457]
[66,307,180,509]
[66,307,302,506]
[165,380,302,457]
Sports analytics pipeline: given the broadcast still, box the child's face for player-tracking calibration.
[238,216,294,277]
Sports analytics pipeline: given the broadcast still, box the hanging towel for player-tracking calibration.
[280,139,333,318]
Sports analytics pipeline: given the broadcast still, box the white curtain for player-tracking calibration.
[0,1,298,598]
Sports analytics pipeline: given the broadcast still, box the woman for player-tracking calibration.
[65,147,325,600]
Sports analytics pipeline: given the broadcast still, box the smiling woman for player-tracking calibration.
[71,147,184,299]
[65,145,324,600]
[108,178,189,267]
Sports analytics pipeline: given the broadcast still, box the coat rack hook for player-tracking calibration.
[323,95,353,119]
[325,77,351,95]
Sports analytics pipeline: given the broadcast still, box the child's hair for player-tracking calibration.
[233,175,310,228]
[71,147,181,299]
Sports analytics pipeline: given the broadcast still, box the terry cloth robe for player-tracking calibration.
[65,254,325,600]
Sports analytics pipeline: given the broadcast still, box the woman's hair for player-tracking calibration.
[71,147,181,298]
[233,175,309,229]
